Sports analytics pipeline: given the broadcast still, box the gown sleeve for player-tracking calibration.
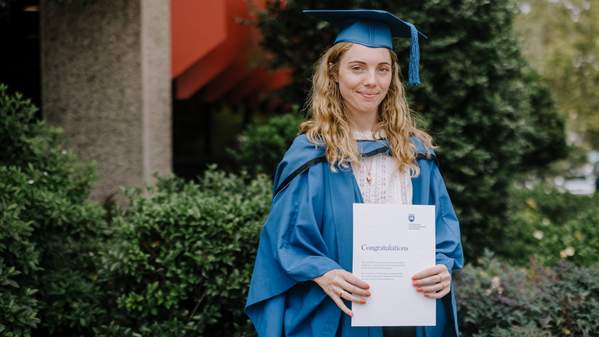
[431,158,464,273]
[245,162,341,337]
[271,167,342,281]
[420,155,465,337]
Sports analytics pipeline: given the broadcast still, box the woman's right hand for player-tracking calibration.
[313,269,371,317]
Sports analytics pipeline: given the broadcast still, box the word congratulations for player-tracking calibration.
[361,244,408,252]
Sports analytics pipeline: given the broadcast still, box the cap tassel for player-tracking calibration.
[408,24,421,87]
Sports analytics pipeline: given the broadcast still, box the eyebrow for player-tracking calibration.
[347,60,392,66]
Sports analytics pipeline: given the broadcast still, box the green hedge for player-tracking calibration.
[0,166,40,337]
[95,167,271,337]
[457,252,599,337]
[0,84,108,336]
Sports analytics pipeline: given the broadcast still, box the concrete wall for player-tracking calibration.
[41,0,171,202]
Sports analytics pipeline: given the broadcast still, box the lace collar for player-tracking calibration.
[351,129,387,140]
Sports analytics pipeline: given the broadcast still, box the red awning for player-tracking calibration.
[171,0,291,101]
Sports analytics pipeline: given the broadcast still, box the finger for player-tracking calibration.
[332,294,353,317]
[343,271,370,289]
[339,279,371,297]
[413,274,440,286]
[339,288,368,304]
[424,285,451,299]
[412,265,445,280]
[418,280,450,294]
[413,272,450,286]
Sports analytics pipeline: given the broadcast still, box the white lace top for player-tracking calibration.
[351,130,413,205]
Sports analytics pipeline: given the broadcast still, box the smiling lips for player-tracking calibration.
[358,91,379,100]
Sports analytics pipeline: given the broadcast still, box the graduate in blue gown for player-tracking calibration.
[245,9,464,337]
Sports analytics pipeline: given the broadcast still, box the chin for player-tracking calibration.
[357,103,379,112]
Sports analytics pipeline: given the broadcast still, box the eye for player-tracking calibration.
[378,67,391,73]
[351,65,364,72]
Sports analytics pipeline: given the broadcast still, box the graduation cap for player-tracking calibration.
[302,9,426,86]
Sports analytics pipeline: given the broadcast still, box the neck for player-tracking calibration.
[348,108,378,132]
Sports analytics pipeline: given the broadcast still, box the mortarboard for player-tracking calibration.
[302,9,427,86]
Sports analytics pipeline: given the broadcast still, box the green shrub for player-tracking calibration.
[456,252,599,337]
[0,167,41,337]
[97,166,271,337]
[473,324,554,337]
[228,112,303,176]
[501,184,599,266]
[0,84,108,336]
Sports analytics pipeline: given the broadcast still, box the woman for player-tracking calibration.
[245,9,464,337]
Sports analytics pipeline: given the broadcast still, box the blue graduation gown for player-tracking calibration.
[245,134,464,337]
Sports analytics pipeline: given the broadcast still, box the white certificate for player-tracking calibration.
[351,204,436,327]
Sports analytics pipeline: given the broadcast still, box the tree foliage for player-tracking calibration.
[516,0,599,149]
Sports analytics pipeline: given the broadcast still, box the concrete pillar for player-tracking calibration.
[41,0,171,202]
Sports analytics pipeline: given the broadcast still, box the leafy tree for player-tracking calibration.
[516,0,599,149]
[256,0,568,260]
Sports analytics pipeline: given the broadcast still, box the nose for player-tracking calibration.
[363,69,377,87]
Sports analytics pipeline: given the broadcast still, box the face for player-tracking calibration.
[336,43,393,117]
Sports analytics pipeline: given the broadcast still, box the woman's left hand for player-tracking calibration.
[411,264,451,299]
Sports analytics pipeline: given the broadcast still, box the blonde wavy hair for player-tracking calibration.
[299,42,435,177]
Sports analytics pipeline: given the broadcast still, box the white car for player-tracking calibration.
[553,151,599,195]
[556,174,597,195]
